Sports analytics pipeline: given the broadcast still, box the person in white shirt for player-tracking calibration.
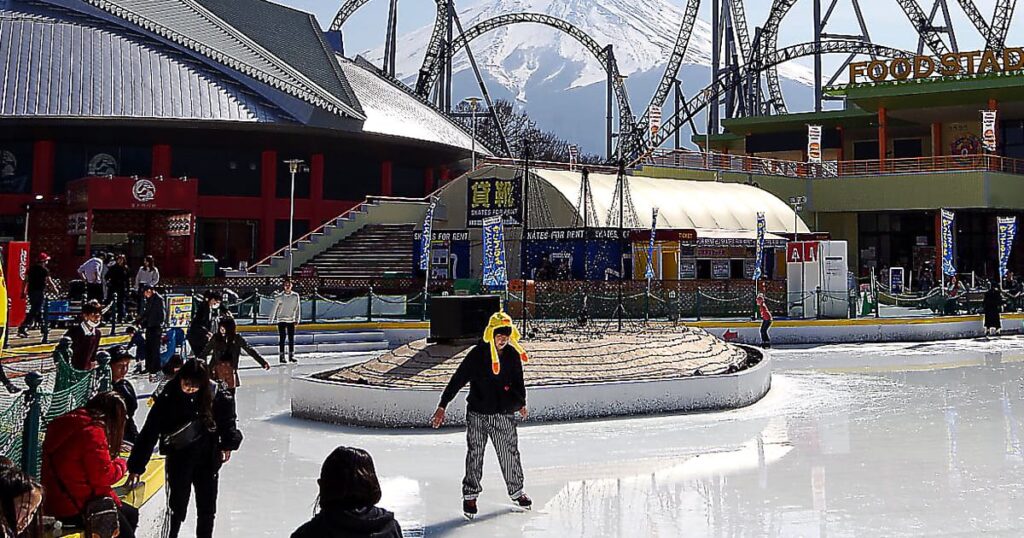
[78,254,105,302]
[134,255,160,291]
[269,279,301,364]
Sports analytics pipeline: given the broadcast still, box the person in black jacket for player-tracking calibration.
[105,255,130,324]
[61,300,104,371]
[187,291,227,358]
[126,360,242,538]
[291,446,402,538]
[108,345,138,444]
[983,280,1004,336]
[430,311,531,519]
[137,285,165,374]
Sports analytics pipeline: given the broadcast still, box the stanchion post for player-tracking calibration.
[696,287,702,321]
[311,292,318,323]
[96,352,111,392]
[251,293,259,325]
[41,297,50,344]
[109,293,118,337]
[21,372,43,477]
[367,287,374,323]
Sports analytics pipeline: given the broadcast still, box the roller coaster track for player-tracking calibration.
[757,0,797,115]
[636,0,702,148]
[955,0,1016,52]
[637,41,917,164]
[417,12,637,150]
[895,0,951,56]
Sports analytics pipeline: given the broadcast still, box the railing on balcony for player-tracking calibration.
[644,148,1024,179]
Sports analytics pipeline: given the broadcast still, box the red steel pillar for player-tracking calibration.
[878,107,888,172]
[310,153,325,226]
[381,161,393,196]
[32,140,55,197]
[152,144,172,178]
[260,150,277,257]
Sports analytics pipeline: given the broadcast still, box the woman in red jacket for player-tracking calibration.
[41,392,138,538]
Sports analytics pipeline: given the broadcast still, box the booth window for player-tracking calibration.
[853,141,880,160]
[697,260,712,279]
[174,147,260,197]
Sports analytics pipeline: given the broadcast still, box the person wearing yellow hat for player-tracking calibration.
[431,311,530,519]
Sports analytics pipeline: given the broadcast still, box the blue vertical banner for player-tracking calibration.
[419,198,437,271]
[941,209,957,277]
[482,216,508,290]
[998,216,1017,280]
[753,212,766,280]
[645,207,659,280]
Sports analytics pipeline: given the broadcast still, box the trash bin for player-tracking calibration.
[454,278,482,296]
[195,259,216,278]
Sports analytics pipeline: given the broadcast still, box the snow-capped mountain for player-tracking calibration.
[360,0,815,153]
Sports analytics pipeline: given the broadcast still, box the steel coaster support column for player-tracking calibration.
[450,6,511,157]
[710,0,721,135]
[606,45,614,162]
[444,0,454,112]
[383,0,399,77]
[813,0,823,112]
[674,80,682,150]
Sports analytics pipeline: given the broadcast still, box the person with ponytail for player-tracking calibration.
[0,458,43,538]
[127,360,242,538]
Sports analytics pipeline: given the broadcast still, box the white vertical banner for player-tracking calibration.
[807,125,823,163]
[568,145,578,171]
[649,105,662,141]
[982,110,998,152]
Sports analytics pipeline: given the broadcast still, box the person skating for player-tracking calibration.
[983,280,1004,337]
[42,392,138,538]
[198,318,270,391]
[61,300,104,370]
[108,346,139,443]
[756,295,773,349]
[291,446,403,538]
[430,311,531,519]
[105,255,130,324]
[17,253,57,338]
[137,284,165,374]
[77,252,106,303]
[126,360,242,538]
[187,291,228,358]
[269,279,300,364]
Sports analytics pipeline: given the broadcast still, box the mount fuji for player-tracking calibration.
[359,0,816,155]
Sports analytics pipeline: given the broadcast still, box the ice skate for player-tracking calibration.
[462,499,477,520]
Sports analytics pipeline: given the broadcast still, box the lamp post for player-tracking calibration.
[462,97,482,170]
[23,194,43,242]
[284,159,307,277]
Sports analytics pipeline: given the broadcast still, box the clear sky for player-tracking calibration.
[280,0,1015,57]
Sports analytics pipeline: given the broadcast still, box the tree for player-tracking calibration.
[454,99,602,163]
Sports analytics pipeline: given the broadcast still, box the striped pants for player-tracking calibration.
[463,411,525,500]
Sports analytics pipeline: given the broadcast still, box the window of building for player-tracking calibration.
[392,164,424,198]
[324,154,380,201]
[195,218,259,270]
[697,260,712,279]
[1003,120,1024,159]
[276,156,311,199]
[893,138,923,159]
[853,141,879,160]
[0,215,24,242]
[174,147,261,197]
[730,259,746,279]
[54,143,152,193]
[0,142,32,194]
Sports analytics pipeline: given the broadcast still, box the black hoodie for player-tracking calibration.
[291,506,403,538]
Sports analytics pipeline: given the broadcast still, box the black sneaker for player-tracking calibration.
[463,499,478,520]
[279,355,287,364]
[513,494,532,510]
[288,355,297,363]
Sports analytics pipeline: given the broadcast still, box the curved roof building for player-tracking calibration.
[0,0,484,276]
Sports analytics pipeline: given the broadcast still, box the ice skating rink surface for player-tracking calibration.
[138,336,1024,536]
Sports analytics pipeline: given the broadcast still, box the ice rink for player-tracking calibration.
[137,336,1024,536]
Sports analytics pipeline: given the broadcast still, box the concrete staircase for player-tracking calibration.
[302,224,414,279]
[246,197,430,277]
[245,331,389,356]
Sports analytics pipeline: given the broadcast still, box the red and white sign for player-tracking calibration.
[786,241,820,263]
[4,242,30,327]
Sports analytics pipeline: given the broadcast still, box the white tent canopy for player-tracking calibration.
[535,169,810,236]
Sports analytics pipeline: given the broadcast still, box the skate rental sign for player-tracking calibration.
[847,48,1024,84]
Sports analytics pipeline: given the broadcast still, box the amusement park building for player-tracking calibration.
[649,65,1024,282]
[0,0,483,278]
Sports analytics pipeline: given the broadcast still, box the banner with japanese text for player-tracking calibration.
[467,177,521,227]
[941,209,956,277]
[998,216,1017,280]
[753,212,766,281]
[419,198,437,271]
[807,125,823,163]
[481,216,508,290]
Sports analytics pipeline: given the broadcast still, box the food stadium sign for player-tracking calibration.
[848,48,1024,84]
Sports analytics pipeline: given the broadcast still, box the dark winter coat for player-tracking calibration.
[138,292,165,329]
[127,380,242,475]
[61,323,102,370]
[291,507,403,538]
[439,342,526,415]
[984,288,1004,328]
[186,302,229,352]
[41,409,127,519]
[198,333,268,387]
[114,378,139,443]
[105,264,130,294]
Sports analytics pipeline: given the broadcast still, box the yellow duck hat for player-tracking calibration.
[483,311,528,375]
